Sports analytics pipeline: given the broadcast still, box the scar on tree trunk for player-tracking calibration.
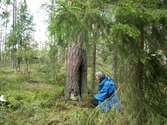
[64,43,87,101]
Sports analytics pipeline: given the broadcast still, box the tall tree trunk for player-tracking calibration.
[3,21,8,65]
[11,48,17,69]
[65,43,87,101]
[16,57,21,72]
[113,45,118,83]
[0,28,2,62]
[26,59,29,73]
[91,41,96,91]
[135,27,147,125]
[12,0,17,69]
[80,49,87,98]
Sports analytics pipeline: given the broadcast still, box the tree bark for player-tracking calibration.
[65,43,87,101]
[113,45,118,83]
[11,0,17,69]
[136,27,147,125]
[0,29,2,62]
[92,41,96,91]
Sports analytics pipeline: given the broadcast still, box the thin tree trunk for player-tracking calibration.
[92,41,96,91]
[17,57,21,72]
[3,22,8,65]
[0,28,2,62]
[113,45,118,82]
[80,49,87,98]
[11,0,17,69]
[136,27,147,125]
[25,58,29,75]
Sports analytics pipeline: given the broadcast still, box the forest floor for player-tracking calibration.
[3,64,165,125]
[0,65,122,125]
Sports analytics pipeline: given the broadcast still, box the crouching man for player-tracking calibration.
[91,72,121,112]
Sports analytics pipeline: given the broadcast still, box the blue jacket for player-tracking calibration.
[95,77,116,103]
[94,77,121,112]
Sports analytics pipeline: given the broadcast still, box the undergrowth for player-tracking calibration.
[0,66,166,125]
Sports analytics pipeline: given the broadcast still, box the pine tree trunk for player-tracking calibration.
[80,49,87,97]
[113,45,118,83]
[16,57,21,72]
[0,29,2,62]
[91,41,96,91]
[3,22,8,65]
[11,48,17,69]
[65,43,87,101]
[135,27,147,125]
[11,0,17,69]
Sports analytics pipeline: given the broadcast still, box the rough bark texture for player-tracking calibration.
[65,43,87,101]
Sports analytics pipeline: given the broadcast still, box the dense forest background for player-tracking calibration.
[0,0,167,125]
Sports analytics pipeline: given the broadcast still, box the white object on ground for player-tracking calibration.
[0,95,6,102]
[70,93,77,101]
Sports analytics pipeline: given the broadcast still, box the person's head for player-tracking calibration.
[95,72,105,83]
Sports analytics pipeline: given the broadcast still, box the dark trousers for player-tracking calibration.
[91,97,98,107]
